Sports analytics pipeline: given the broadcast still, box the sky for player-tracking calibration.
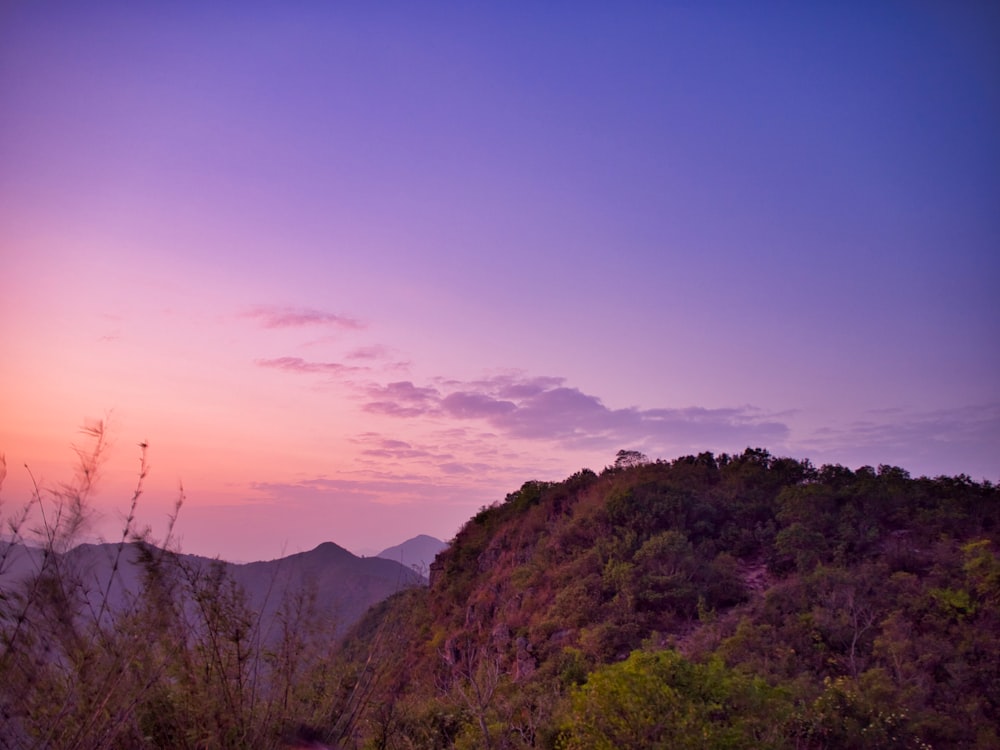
[1,2,998,562]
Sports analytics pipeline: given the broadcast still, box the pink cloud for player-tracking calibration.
[435,373,564,399]
[358,371,790,454]
[440,462,493,475]
[346,345,389,360]
[477,374,566,399]
[441,392,517,419]
[344,345,412,373]
[357,436,450,461]
[244,305,364,330]
[798,403,1000,480]
[249,473,491,506]
[256,357,363,376]
[363,381,440,417]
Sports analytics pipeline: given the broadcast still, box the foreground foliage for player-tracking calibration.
[0,426,359,749]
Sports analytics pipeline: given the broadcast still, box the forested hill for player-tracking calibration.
[341,449,1000,749]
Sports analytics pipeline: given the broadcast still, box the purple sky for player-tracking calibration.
[1,3,998,561]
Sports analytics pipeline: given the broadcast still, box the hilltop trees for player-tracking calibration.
[612,450,649,470]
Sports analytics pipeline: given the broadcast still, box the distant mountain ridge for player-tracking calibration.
[234,540,424,632]
[376,534,447,574]
[1,538,423,636]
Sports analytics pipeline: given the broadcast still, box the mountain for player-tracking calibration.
[0,540,44,583]
[377,534,447,574]
[338,450,1000,748]
[1,539,422,637]
[233,541,423,633]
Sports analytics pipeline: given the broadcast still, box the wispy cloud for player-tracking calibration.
[241,474,497,552]
[353,434,451,462]
[439,373,566,399]
[798,403,1000,479]
[249,472,492,507]
[364,381,441,417]
[346,345,389,360]
[346,427,555,487]
[244,305,364,330]
[344,345,412,373]
[256,357,364,376]
[440,461,494,475]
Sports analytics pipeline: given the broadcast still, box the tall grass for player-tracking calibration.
[0,423,380,750]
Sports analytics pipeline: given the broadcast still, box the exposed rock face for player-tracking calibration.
[478,546,501,573]
[491,622,512,647]
[513,635,536,681]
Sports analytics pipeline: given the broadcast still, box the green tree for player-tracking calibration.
[558,649,791,749]
[613,450,649,470]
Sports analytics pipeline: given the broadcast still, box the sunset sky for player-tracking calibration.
[2,3,998,562]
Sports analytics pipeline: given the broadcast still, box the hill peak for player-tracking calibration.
[303,541,355,562]
[377,534,447,571]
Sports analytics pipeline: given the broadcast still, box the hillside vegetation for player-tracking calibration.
[339,449,1000,749]
[2,430,998,748]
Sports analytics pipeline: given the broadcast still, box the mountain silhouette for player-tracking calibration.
[376,534,447,574]
[1,539,423,637]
